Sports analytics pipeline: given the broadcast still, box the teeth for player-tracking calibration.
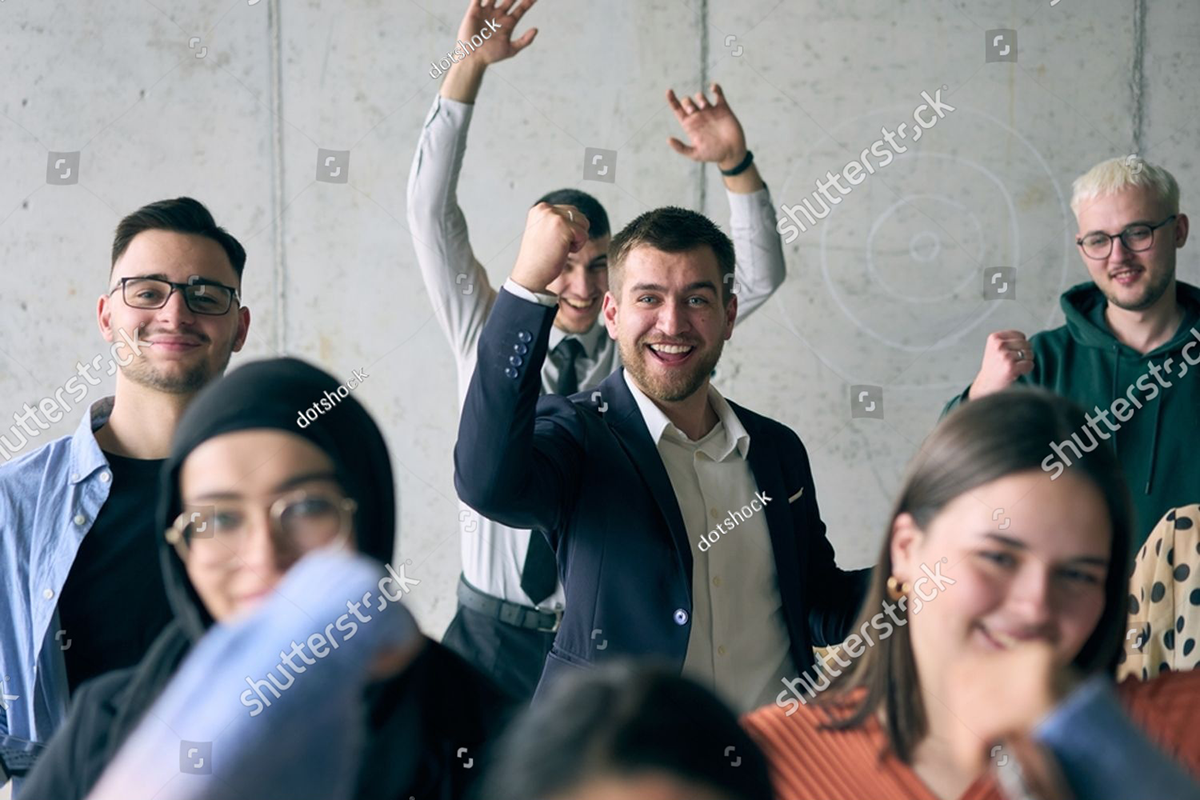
[990,629,1017,649]
[650,344,693,354]
[563,298,593,309]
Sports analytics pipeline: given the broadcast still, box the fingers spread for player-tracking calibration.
[666,88,686,117]
[510,0,536,22]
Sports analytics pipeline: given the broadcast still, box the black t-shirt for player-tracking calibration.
[57,452,174,695]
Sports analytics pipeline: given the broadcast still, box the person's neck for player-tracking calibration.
[640,378,719,441]
[94,376,194,459]
[905,699,982,800]
[1103,281,1183,355]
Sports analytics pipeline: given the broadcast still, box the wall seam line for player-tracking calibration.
[269,0,287,353]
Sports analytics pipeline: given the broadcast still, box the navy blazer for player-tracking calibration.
[455,288,870,697]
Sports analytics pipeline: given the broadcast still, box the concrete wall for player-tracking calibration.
[1,0,1195,638]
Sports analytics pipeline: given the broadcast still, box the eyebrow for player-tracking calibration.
[188,471,340,502]
[119,274,227,286]
[629,281,718,294]
[1080,220,1156,236]
[983,533,1109,567]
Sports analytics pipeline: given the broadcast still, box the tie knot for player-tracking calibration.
[557,338,585,361]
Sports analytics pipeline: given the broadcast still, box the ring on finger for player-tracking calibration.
[1016,349,1025,361]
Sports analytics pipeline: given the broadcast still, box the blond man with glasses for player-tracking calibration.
[943,156,1198,549]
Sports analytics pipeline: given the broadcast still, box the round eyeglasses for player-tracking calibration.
[166,491,356,567]
[1076,215,1177,260]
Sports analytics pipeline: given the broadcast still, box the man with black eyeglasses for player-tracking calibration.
[0,197,251,758]
[943,156,1198,547]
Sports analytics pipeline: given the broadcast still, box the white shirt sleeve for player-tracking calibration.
[405,94,499,360]
[502,278,559,308]
[727,185,787,324]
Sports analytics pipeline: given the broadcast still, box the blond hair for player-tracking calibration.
[1070,156,1180,217]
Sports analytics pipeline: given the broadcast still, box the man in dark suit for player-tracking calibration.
[455,203,868,710]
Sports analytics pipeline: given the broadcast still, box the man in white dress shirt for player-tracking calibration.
[408,0,790,699]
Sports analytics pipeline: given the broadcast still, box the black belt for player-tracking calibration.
[457,575,562,633]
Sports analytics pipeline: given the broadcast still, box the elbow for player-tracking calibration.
[453,458,510,521]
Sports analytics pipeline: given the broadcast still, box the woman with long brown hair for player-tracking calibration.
[744,388,1200,800]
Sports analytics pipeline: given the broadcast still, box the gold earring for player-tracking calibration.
[886,575,910,601]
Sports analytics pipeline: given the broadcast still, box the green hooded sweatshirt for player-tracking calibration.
[943,281,1200,547]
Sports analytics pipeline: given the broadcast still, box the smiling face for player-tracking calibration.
[548,235,610,334]
[178,429,352,621]
[100,229,250,394]
[603,244,736,404]
[1074,185,1188,312]
[890,469,1111,694]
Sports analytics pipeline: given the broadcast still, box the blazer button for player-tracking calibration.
[509,355,524,367]
[513,343,528,355]
[673,608,689,626]
[505,367,519,379]
[517,330,533,343]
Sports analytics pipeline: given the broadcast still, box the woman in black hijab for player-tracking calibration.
[21,357,513,800]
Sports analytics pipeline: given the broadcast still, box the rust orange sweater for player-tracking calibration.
[742,672,1200,800]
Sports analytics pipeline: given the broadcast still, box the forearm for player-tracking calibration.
[406,94,497,355]
[440,59,487,104]
[728,177,786,323]
[1035,676,1200,800]
[453,288,569,529]
[721,160,764,194]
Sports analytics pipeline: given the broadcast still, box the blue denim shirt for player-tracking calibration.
[0,397,115,743]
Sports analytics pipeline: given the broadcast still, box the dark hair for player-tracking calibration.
[608,206,736,303]
[824,388,1133,762]
[111,197,246,280]
[478,662,774,800]
[535,188,610,239]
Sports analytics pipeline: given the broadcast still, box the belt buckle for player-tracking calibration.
[536,605,563,633]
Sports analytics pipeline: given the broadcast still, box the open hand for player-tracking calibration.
[454,0,538,67]
[666,83,749,171]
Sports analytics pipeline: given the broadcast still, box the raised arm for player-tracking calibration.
[941,329,1037,418]
[454,203,590,533]
[405,0,539,359]
[665,82,786,323]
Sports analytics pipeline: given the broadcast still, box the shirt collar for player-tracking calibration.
[548,318,606,359]
[69,396,113,485]
[621,369,750,460]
